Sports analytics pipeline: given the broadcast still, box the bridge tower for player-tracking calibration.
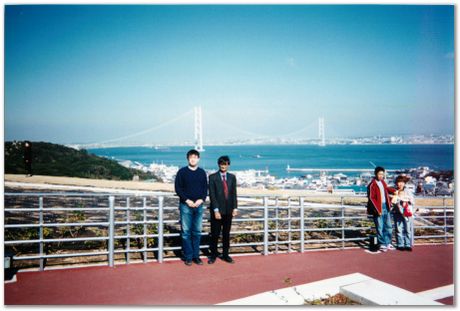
[194,106,205,152]
[318,117,326,147]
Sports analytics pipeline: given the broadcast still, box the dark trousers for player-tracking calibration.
[25,160,32,175]
[210,212,233,258]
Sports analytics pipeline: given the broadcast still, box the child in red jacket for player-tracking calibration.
[367,166,397,252]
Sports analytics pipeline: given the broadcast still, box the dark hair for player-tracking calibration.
[217,155,231,165]
[374,166,385,176]
[186,149,200,159]
[395,175,410,184]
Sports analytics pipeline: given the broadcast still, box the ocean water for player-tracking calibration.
[88,144,454,178]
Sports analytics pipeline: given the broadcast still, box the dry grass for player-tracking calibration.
[5,174,452,207]
[305,293,360,305]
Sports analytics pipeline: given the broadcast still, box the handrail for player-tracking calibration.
[4,192,454,271]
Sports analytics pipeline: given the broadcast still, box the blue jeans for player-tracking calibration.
[393,212,413,247]
[372,203,393,246]
[179,203,203,261]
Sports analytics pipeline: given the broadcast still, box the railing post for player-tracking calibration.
[263,196,269,256]
[443,197,447,244]
[411,212,415,247]
[341,197,345,250]
[158,196,164,263]
[300,197,305,253]
[39,197,44,271]
[275,197,279,254]
[143,197,147,263]
[288,197,291,253]
[126,197,130,264]
[108,196,115,267]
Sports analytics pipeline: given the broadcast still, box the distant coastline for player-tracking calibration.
[88,144,454,196]
[63,132,454,149]
[68,142,454,149]
[5,141,453,196]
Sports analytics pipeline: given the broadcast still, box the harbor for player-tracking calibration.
[87,143,454,197]
[118,159,454,196]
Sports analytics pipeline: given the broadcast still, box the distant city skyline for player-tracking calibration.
[5,5,454,145]
[64,133,453,149]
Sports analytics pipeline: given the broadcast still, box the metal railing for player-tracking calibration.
[4,192,454,271]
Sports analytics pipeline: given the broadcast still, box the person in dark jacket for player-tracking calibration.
[208,156,238,264]
[24,141,33,177]
[174,149,208,266]
[367,166,396,252]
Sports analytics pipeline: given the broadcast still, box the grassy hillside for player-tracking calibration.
[5,141,157,181]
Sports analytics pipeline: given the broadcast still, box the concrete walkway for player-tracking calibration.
[220,273,451,305]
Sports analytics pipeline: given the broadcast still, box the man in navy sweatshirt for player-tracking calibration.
[174,149,208,266]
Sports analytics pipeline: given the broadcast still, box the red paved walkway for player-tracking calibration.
[5,244,454,305]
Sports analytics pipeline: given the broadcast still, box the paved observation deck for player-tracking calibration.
[5,244,454,305]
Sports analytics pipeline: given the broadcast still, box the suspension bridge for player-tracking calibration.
[73,106,332,150]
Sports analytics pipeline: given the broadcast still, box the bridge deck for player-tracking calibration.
[5,244,454,305]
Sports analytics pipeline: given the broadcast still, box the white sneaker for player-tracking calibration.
[379,245,388,252]
[387,244,396,251]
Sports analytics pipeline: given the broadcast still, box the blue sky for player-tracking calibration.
[5,5,454,144]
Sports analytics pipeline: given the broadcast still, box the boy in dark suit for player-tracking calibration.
[208,156,238,264]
